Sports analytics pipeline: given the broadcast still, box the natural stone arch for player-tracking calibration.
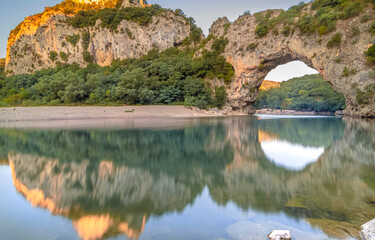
[226,51,319,113]
[209,6,375,118]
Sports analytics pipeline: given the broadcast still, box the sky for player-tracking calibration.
[0,0,317,81]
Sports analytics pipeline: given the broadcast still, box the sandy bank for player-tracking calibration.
[0,106,223,122]
[0,106,227,129]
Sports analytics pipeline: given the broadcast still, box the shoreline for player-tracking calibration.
[0,106,228,129]
[0,106,348,129]
[0,106,343,123]
[255,109,338,116]
[0,106,225,123]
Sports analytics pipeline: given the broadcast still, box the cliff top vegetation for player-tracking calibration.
[251,0,375,38]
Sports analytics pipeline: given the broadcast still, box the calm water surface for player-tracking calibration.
[0,116,375,240]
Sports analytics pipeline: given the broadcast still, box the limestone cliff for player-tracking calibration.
[5,0,190,74]
[209,4,375,118]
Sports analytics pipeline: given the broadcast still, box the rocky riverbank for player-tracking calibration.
[255,109,339,116]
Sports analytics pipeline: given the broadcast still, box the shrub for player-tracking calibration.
[282,25,291,37]
[211,37,229,53]
[81,32,90,50]
[342,67,350,77]
[342,66,357,76]
[365,44,375,64]
[342,1,362,19]
[255,24,268,38]
[317,13,336,35]
[59,52,69,62]
[66,34,80,46]
[327,33,342,48]
[223,23,231,33]
[82,50,93,63]
[297,15,316,34]
[214,86,227,108]
[361,14,370,22]
[312,0,340,9]
[223,63,234,84]
[246,42,258,51]
[370,21,375,34]
[352,27,360,37]
[258,63,265,71]
[356,83,375,105]
[49,51,58,62]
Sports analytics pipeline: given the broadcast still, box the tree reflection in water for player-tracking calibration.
[1,116,375,239]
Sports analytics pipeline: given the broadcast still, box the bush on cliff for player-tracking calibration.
[69,5,167,30]
[0,59,5,74]
[254,0,372,38]
[365,44,375,64]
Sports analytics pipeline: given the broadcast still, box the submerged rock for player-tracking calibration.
[361,219,375,240]
[268,230,292,240]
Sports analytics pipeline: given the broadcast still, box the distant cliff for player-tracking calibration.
[259,80,280,90]
[5,0,191,74]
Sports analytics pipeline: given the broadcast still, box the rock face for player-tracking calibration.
[210,5,375,118]
[361,219,375,240]
[5,0,190,74]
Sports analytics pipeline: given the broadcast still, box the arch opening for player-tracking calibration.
[265,61,319,83]
[253,60,346,114]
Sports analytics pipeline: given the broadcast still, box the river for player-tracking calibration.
[0,115,374,240]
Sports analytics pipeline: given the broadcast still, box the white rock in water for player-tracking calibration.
[268,230,292,240]
[361,219,375,240]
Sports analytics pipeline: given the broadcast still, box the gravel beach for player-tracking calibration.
[0,106,224,128]
[0,106,221,122]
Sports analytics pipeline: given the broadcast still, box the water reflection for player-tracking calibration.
[261,140,324,171]
[0,116,375,240]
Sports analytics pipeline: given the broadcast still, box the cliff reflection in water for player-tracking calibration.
[1,116,375,239]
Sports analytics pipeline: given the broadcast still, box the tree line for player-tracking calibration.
[254,74,346,112]
[0,42,233,109]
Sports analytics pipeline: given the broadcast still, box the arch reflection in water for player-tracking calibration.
[261,140,324,171]
[0,116,375,240]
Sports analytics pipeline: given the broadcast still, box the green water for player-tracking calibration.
[0,116,374,240]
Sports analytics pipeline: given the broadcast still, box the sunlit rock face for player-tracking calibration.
[8,151,193,239]
[72,214,146,240]
[5,0,190,74]
[72,0,114,4]
[209,4,375,117]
